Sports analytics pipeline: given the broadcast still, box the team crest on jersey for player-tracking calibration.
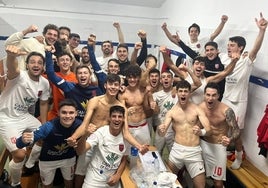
[38,90,43,97]
[215,64,219,69]
[119,144,124,152]
[10,137,17,144]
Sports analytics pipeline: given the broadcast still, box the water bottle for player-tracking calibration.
[151,151,160,187]
[129,146,139,169]
[152,151,160,175]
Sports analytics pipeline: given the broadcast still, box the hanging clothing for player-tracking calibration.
[257,104,268,157]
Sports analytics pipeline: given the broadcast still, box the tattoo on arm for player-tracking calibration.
[225,108,240,141]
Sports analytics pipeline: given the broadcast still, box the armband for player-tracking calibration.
[200,129,206,136]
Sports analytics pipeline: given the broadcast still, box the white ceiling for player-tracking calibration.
[83,0,166,8]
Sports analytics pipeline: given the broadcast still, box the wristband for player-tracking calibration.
[200,129,206,136]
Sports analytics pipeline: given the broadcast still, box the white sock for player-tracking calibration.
[230,151,243,170]
[25,144,42,168]
[9,159,25,185]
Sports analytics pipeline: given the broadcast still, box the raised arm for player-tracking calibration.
[130,42,143,65]
[113,22,125,44]
[5,45,27,80]
[160,46,187,79]
[5,25,38,47]
[87,35,107,92]
[249,12,268,62]
[136,30,148,65]
[210,15,228,41]
[207,52,240,83]
[161,22,179,45]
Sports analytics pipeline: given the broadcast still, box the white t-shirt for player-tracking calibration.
[96,51,117,74]
[219,53,253,102]
[83,125,127,187]
[152,89,178,124]
[0,71,50,118]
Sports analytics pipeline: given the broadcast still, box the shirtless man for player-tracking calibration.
[199,82,240,188]
[158,80,211,188]
[119,64,151,145]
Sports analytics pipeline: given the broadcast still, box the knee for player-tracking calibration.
[11,149,26,162]
[214,180,223,188]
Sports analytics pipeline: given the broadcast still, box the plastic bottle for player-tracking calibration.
[152,152,160,175]
[151,151,160,187]
[129,146,139,169]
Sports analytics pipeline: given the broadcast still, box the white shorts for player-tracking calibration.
[82,165,121,188]
[221,99,247,129]
[39,157,76,186]
[128,120,151,145]
[0,113,41,152]
[169,142,205,178]
[200,140,226,181]
[75,149,94,175]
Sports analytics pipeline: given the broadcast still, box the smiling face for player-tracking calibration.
[81,48,90,64]
[205,45,219,60]
[26,55,45,81]
[57,54,73,73]
[108,60,120,74]
[116,47,128,62]
[109,111,124,132]
[44,29,58,45]
[102,41,113,56]
[59,105,77,128]
[189,27,199,42]
[105,81,120,96]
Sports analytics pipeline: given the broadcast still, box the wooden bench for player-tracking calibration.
[227,159,268,188]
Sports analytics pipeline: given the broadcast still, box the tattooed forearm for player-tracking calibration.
[225,108,240,141]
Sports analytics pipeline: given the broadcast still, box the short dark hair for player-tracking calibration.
[26,52,45,65]
[161,70,173,78]
[188,23,200,34]
[59,98,77,110]
[204,82,220,94]
[205,41,218,50]
[69,33,80,39]
[149,68,160,76]
[176,80,191,91]
[229,36,246,53]
[110,105,125,117]
[105,73,121,84]
[59,26,71,34]
[57,52,73,61]
[42,24,59,36]
[117,43,128,52]
[146,54,157,64]
[75,65,91,74]
[193,56,206,64]
[108,58,120,66]
[125,64,141,78]
[102,40,113,48]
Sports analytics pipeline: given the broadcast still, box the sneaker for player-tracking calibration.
[12,184,22,188]
[21,162,39,177]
